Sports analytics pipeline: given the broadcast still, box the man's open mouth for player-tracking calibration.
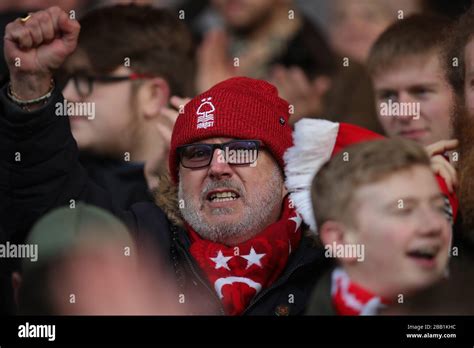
[406,245,439,264]
[206,190,240,203]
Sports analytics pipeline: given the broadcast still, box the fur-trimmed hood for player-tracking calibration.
[151,173,184,228]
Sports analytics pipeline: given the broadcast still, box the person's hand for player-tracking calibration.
[145,96,191,190]
[195,29,235,93]
[271,65,331,125]
[4,6,80,99]
[425,139,459,193]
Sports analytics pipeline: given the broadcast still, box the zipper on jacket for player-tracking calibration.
[176,241,226,315]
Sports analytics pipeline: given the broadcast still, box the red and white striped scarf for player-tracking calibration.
[331,267,390,315]
[188,197,303,315]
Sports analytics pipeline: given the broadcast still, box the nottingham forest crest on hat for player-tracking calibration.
[169,77,293,183]
[196,97,215,129]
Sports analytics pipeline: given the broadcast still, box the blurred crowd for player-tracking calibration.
[1,0,474,316]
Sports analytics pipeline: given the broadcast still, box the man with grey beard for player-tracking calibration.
[178,167,283,245]
[0,6,328,315]
[163,76,328,315]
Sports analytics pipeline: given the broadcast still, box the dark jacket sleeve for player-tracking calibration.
[0,84,140,243]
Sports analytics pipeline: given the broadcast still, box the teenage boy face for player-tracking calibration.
[62,52,140,158]
[346,165,450,299]
[373,54,454,146]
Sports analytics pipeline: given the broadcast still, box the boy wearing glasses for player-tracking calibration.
[0,5,195,315]
[60,4,194,208]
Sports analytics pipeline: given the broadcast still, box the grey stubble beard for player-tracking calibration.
[178,167,284,245]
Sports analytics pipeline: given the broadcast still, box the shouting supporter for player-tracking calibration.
[282,115,458,316]
[0,7,328,315]
[306,139,451,315]
[0,6,460,316]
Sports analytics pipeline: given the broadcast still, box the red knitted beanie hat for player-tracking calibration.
[169,77,293,183]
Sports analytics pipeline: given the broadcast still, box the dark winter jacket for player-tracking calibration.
[79,153,151,210]
[305,268,336,315]
[0,84,329,315]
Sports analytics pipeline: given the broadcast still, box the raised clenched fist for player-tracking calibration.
[4,6,80,99]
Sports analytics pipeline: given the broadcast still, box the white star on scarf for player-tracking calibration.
[210,250,232,270]
[289,214,303,232]
[241,247,266,269]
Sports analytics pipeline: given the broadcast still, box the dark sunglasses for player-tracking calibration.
[65,72,154,98]
[177,140,263,169]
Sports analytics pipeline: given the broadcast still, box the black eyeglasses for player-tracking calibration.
[65,72,153,98]
[177,140,263,169]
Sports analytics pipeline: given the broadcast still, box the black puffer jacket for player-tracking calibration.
[0,85,329,315]
[79,152,151,210]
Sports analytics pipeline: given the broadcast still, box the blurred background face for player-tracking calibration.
[212,0,279,32]
[373,54,454,146]
[48,243,190,315]
[62,53,140,158]
[346,166,451,299]
[328,0,394,62]
[178,137,285,246]
[327,0,422,63]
